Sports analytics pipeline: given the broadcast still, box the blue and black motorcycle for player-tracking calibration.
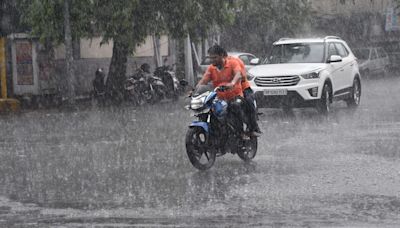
[185,85,258,170]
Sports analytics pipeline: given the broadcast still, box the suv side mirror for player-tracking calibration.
[250,58,260,65]
[328,55,342,63]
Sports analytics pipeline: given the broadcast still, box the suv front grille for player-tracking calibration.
[254,75,300,87]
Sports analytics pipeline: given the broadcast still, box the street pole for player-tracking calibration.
[184,34,194,87]
[0,37,7,99]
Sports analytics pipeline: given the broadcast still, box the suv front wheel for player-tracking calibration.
[316,83,331,114]
[346,77,361,108]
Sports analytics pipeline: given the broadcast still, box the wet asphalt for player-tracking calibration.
[0,74,400,227]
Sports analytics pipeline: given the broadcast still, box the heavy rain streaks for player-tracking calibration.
[1,0,400,227]
[0,75,399,227]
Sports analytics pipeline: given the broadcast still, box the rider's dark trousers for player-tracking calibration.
[228,97,246,134]
[243,88,259,132]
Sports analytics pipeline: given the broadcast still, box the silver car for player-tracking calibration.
[197,52,260,78]
[353,47,390,77]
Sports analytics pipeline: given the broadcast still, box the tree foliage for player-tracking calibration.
[17,0,93,44]
[158,0,235,40]
[221,0,311,57]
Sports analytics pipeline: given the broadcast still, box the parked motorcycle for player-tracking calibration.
[124,75,147,106]
[184,84,258,170]
[124,68,167,105]
[154,65,179,100]
[147,74,167,103]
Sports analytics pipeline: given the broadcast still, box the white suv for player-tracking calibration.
[248,36,361,114]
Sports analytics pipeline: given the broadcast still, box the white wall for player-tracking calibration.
[54,35,169,60]
[80,37,113,58]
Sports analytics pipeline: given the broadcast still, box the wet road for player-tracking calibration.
[0,75,400,227]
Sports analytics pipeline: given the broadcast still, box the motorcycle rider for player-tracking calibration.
[140,63,151,74]
[133,63,151,85]
[93,68,106,94]
[195,44,249,139]
[226,53,262,136]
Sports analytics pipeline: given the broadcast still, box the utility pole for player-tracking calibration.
[184,34,194,87]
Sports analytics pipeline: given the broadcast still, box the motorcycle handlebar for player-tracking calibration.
[187,84,230,98]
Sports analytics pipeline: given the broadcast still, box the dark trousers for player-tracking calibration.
[227,97,246,134]
[243,88,259,132]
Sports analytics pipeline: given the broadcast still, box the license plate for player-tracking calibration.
[264,89,287,96]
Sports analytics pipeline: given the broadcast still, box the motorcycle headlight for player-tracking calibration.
[301,71,320,79]
[190,98,204,110]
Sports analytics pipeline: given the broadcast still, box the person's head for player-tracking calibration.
[140,63,151,73]
[95,68,104,77]
[208,44,227,67]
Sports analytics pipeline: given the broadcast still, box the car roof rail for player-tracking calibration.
[324,36,342,40]
[278,37,292,41]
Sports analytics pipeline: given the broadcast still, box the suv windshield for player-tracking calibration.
[266,43,325,64]
[353,49,370,60]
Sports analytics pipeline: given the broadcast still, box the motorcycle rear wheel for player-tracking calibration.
[185,127,216,170]
[237,137,258,161]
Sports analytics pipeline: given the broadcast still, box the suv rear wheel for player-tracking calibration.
[316,83,331,114]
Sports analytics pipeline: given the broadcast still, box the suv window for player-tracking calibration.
[328,43,339,57]
[370,49,378,60]
[268,43,325,64]
[334,43,349,57]
[353,49,370,60]
[247,54,255,62]
[239,55,250,65]
[201,56,212,65]
[377,48,388,58]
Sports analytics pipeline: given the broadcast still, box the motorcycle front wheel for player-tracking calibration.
[237,137,258,161]
[185,127,216,170]
[126,90,140,106]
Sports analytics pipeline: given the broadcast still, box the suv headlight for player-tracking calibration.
[301,71,320,79]
[247,72,255,81]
